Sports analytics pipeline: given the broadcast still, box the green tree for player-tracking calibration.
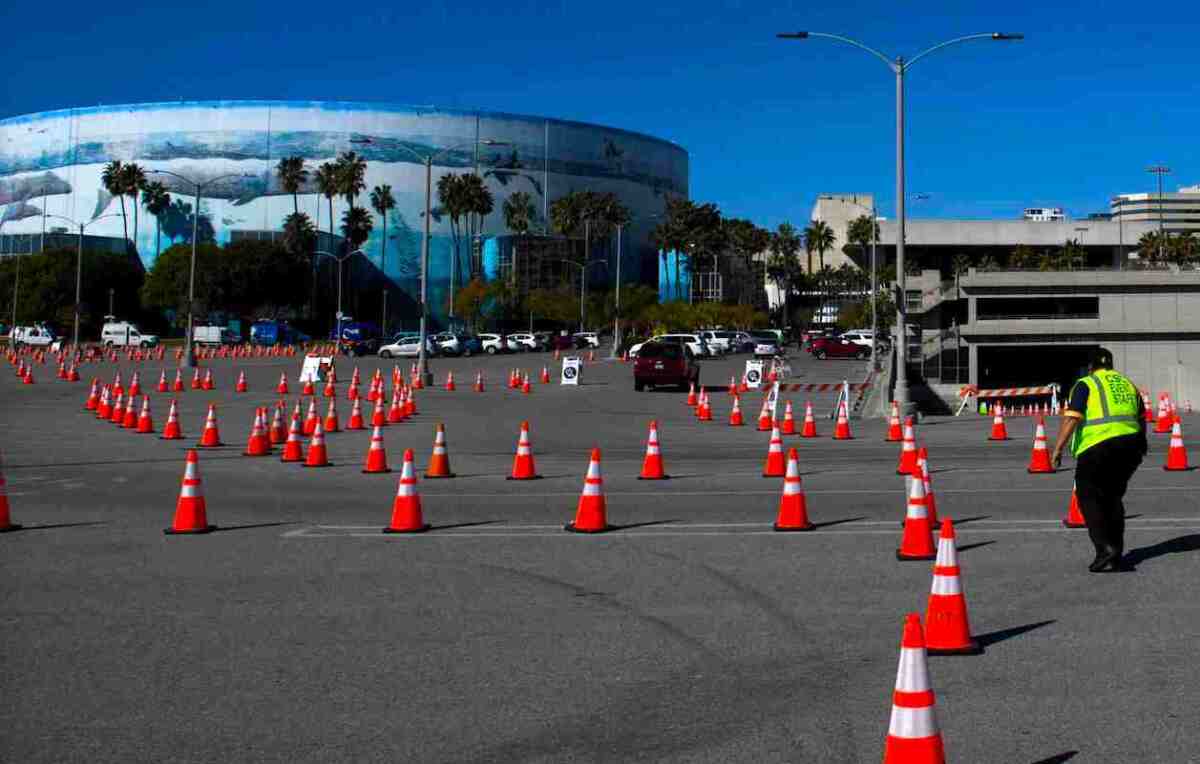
[768,222,803,320]
[340,206,373,252]
[977,254,1000,272]
[141,181,171,258]
[503,190,536,237]
[120,162,147,252]
[369,184,396,272]
[951,254,971,301]
[649,195,693,301]
[804,220,835,273]
[724,218,771,305]
[314,162,339,249]
[453,277,490,331]
[1137,231,1164,264]
[437,173,471,309]
[335,151,367,209]
[101,160,129,246]
[844,214,880,261]
[282,212,317,255]
[1009,244,1036,269]
[276,156,309,215]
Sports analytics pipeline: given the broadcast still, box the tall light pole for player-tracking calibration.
[146,169,254,368]
[559,258,607,332]
[45,213,122,349]
[777,30,1022,415]
[384,138,507,385]
[1147,164,1171,261]
[313,249,367,346]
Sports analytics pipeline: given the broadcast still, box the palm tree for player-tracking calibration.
[336,151,367,210]
[1138,231,1164,264]
[769,223,802,319]
[100,160,129,245]
[121,163,146,250]
[341,206,373,251]
[141,181,171,258]
[276,156,308,215]
[804,220,836,272]
[314,162,339,250]
[369,184,396,272]
[437,174,469,311]
[503,191,537,286]
[844,214,879,262]
[460,174,494,276]
[282,212,317,255]
[1009,244,1035,270]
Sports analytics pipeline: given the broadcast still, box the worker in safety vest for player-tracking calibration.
[1052,349,1147,572]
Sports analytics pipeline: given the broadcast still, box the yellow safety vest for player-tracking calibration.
[1070,369,1141,457]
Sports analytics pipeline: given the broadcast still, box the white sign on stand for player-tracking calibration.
[743,360,764,390]
[299,355,331,383]
[561,357,582,386]
[766,381,781,419]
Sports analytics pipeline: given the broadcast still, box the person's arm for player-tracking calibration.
[1052,382,1088,468]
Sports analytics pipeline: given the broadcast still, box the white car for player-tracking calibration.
[841,330,889,351]
[378,335,435,358]
[629,333,708,358]
[478,334,511,354]
[697,331,730,354]
[509,333,542,352]
[102,320,159,348]
[432,332,461,356]
[573,332,600,348]
[10,324,56,348]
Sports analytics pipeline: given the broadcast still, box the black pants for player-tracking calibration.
[1075,434,1144,555]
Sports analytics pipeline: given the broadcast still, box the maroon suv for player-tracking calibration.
[633,342,700,391]
[809,335,870,360]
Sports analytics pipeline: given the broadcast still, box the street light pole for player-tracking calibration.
[1147,164,1171,261]
[46,213,121,350]
[776,30,1022,415]
[610,222,622,359]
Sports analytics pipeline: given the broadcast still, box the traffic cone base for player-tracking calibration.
[382,523,430,533]
[383,449,429,532]
[164,524,217,534]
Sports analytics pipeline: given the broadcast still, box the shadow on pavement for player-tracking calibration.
[811,516,867,529]
[10,521,107,531]
[957,540,996,553]
[953,515,992,526]
[1031,752,1078,764]
[429,520,500,531]
[213,521,299,532]
[976,620,1055,648]
[1123,534,1200,568]
[8,454,246,469]
[609,519,677,532]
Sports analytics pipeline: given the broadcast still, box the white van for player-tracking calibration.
[101,320,159,348]
[191,326,237,346]
[11,324,57,349]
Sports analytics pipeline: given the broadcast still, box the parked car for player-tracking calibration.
[748,330,783,357]
[250,319,308,346]
[697,330,730,354]
[633,342,700,392]
[478,333,510,354]
[378,334,436,358]
[191,326,237,346]
[509,332,543,352]
[456,335,482,356]
[11,323,57,349]
[101,320,158,348]
[628,333,708,359]
[432,332,462,356]
[840,329,890,352]
[810,335,871,360]
[573,331,600,348]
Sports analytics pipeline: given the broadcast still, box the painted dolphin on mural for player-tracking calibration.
[1,201,43,223]
[0,172,72,207]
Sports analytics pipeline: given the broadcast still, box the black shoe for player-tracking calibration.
[1089,545,1123,573]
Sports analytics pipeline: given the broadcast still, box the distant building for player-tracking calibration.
[809,193,878,273]
[1111,185,1200,233]
[1022,207,1066,221]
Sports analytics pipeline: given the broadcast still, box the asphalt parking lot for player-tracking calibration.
[3,347,1198,762]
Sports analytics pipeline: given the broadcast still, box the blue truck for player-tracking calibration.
[331,320,382,357]
[250,320,308,346]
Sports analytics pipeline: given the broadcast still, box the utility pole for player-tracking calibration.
[1146,164,1171,262]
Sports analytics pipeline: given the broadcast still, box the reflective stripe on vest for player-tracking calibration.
[1072,370,1141,457]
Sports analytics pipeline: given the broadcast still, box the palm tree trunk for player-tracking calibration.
[118,195,129,248]
[379,210,387,274]
[293,193,299,216]
[155,219,161,258]
[132,193,139,252]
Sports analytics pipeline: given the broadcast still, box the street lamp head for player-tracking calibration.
[776,32,809,39]
[991,33,1024,40]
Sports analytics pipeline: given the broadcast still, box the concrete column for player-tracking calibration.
[968,344,980,386]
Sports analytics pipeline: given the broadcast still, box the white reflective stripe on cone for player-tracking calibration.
[888,705,939,738]
[931,574,962,596]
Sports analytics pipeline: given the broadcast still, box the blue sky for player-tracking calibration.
[2,0,1196,230]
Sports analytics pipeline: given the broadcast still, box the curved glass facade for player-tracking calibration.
[0,100,688,322]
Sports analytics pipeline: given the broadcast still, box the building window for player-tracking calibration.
[977,297,1099,320]
[905,290,922,312]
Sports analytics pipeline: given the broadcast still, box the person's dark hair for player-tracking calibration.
[1088,349,1113,370]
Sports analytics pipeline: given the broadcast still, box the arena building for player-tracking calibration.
[0,100,689,325]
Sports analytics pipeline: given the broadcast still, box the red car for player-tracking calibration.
[633,342,700,391]
[809,335,870,360]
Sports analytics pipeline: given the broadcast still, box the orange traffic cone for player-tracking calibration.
[85,379,100,410]
[445,371,456,391]
[508,421,541,480]
[638,420,668,480]
[886,401,903,441]
[780,400,796,435]
[541,366,550,384]
[832,400,853,440]
[729,395,744,426]
[387,389,405,423]
[173,369,185,393]
[161,400,183,440]
[323,378,336,398]
[924,519,981,655]
[136,396,155,434]
[22,368,34,384]
[267,404,287,444]
[1063,482,1086,528]
[425,423,454,478]
[303,420,331,467]
[1155,397,1172,433]
[917,447,939,528]
[202,369,214,390]
[362,425,391,473]
[883,614,946,763]
[0,449,21,532]
[697,390,713,421]
[988,407,1009,440]
[565,448,609,533]
[280,414,304,462]
[773,448,813,531]
[197,404,223,447]
[323,398,340,433]
[277,372,289,394]
[757,397,772,431]
[95,385,111,419]
[235,370,248,393]
[109,391,125,424]
[896,417,918,473]
[728,375,737,396]
[521,374,532,394]
[128,371,141,396]
[762,425,786,477]
[121,393,138,428]
[1164,418,1189,470]
[164,450,216,534]
[686,382,697,407]
[303,399,319,435]
[801,401,818,438]
[473,371,484,392]
[382,449,429,533]
[371,396,387,427]
[156,369,168,393]
[1027,418,1054,473]
[897,474,936,560]
[347,397,365,430]
[243,408,271,456]
[302,378,316,397]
